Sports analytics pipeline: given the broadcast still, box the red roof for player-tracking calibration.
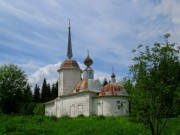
[60,59,79,69]
[99,83,124,96]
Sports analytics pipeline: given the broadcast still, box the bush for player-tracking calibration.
[61,115,71,120]
[93,115,106,120]
[50,115,58,121]
[19,103,36,115]
[77,114,85,118]
[34,115,44,123]
[33,104,44,116]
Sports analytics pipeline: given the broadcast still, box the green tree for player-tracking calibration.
[33,103,44,116]
[23,83,33,103]
[51,81,58,100]
[19,84,34,115]
[47,83,51,101]
[0,64,28,114]
[130,34,180,135]
[41,78,48,103]
[33,84,41,103]
[102,78,108,86]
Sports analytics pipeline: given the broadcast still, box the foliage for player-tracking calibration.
[41,78,52,103]
[33,103,45,116]
[77,114,85,118]
[19,102,36,115]
[41,78,48,103]
[129,34,180,135]
[0,115,149,135]
[23,83,33,103]
[33,84,41,103]
[47,83,51,101]
[51,81,58,100]
[0,115,179,135]
[0,64,29,114]
[102,78,108,86]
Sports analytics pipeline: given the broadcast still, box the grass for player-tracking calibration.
[0,115,179,135]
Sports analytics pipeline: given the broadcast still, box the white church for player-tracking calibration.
[44,22,129,117]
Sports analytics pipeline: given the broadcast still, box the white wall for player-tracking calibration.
[93,96,129,116]
[58,69,81,96]
[45,93,129,117]
[56,92,96,117]
[45,103,55,116]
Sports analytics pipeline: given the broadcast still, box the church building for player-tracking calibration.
[44,22,129,117]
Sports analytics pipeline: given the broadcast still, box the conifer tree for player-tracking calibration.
[33,84,41,103]
[102,78,108,86]
[47,83,51,101]
[41,78,48,103]
[24,83,33,103]
[51,81,58,99]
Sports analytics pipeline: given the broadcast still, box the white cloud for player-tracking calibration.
[1,0,180,90]
[28,62,60,89]
[28,61,117,89]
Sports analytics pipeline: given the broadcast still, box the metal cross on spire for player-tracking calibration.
[67,18,73,59]
[87,49,89,57]
[112,67,114,73]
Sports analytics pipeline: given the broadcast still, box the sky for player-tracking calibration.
[0,0,180,89]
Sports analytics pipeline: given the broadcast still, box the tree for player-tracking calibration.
[47,83,51,101]
[51,81,58,100]
[102,78,108,86]
[0,64,28,114]
[129,34,180,135]
[23,83,33,103]
[33,84,41,103]
[41,78,49,103]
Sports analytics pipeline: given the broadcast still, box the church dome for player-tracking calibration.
[60,59,80,69]
[111,73,116,78]
[84,53,93,67]
[73,79,102,92]
[99,83,127,96]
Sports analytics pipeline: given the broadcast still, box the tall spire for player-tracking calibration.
[67,19,73,59]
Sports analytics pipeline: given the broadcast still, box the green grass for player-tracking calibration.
[0,115,179,135]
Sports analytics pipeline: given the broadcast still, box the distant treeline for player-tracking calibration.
[0,64,58,115]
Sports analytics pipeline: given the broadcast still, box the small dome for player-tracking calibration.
[84,55,93,67]
[99,83,126,96]
[74,79,102,92]
[111,73,116,78]
[60,59,80,69]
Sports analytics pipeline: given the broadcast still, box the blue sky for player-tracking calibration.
[0,0,180,88]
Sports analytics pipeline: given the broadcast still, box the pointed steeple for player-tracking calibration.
[67,19,73,59]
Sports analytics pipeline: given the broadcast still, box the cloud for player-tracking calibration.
[1,0,180,90]
[28,61,117,89]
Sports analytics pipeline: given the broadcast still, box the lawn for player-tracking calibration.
[0,115,179,135]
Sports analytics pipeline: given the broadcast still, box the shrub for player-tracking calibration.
[33,104,44,116]
[77,114,85,118]
[50,115,58,121]
[61,115,71,120]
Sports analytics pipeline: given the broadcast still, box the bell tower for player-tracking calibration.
[57,20,82,96]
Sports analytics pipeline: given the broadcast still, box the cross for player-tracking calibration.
[112,67,114,73]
